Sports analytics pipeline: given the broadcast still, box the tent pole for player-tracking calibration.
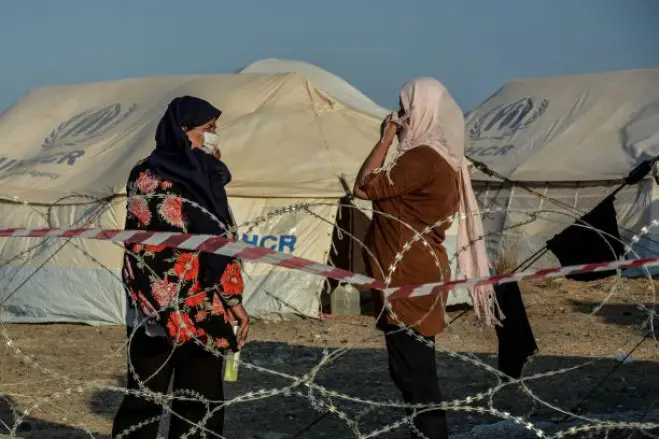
[510,246,549,273]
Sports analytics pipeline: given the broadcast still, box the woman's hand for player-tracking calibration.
[229,304,249,350]
[379,114,397,147]
[353,114,398,199]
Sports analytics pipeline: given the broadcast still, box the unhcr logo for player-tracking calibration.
[0,103,138,179]
[42,103,138,150]
[468,97,548,141]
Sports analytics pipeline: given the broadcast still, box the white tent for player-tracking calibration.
[465,68,659,270]
[238,59,387,118]
[0,61,466,325]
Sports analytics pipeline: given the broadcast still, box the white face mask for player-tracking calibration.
[200,131,220,154]
[203,131,220,147]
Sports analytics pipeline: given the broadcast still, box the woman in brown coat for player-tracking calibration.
[353,78,495,439]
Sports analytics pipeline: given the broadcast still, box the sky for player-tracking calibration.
[1,0,658,112]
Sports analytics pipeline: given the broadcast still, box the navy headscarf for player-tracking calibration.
[146,96,233,231]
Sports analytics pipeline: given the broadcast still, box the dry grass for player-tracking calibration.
[492,239,524,274]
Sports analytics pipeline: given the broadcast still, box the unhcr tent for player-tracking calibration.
[0,72,383,324]
[465,68,659,270]
[0,61,467,325]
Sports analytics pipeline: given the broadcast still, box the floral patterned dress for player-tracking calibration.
[123,160,243,351]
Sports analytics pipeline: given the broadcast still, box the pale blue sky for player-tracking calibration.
[1,0,658,112]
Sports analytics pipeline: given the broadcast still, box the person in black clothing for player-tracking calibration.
[111,96,249,439]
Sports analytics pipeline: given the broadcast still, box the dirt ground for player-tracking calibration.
[0,278,657,438]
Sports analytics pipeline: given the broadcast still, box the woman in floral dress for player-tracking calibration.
[112,96,249,439]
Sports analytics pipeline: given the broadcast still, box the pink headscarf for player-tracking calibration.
[384,77,501,326]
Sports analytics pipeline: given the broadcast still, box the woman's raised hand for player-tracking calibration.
[379,113,397,146]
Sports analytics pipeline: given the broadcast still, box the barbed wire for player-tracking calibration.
[0,192,657,438]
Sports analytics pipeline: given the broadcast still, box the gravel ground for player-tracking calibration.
[0,278,657,438]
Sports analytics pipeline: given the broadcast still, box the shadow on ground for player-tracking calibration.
[2,340,658,438]
[95,341,659,438]
[569,299,658,332]
[0,395,111,439]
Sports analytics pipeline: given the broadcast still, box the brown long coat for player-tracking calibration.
[362,146,460,337]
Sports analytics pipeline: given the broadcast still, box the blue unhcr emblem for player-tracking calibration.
[42,103,138,150]
[469,97,549,141]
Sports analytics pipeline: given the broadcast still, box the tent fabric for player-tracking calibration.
[0,71,376,323]
[466,68,659,271]
[0,73,384,202]
[0,200,125,324]
[238,59,389,119]
[475,180,656,271]
[0,62,470,325]
[466,68,659,182]
[0,197,337,324]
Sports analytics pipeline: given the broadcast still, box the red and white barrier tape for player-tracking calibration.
[0,227,656,300]
[0,227,385,289]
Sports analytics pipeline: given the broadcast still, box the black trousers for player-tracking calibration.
[385,326,449,439]
[112,326,225,439]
